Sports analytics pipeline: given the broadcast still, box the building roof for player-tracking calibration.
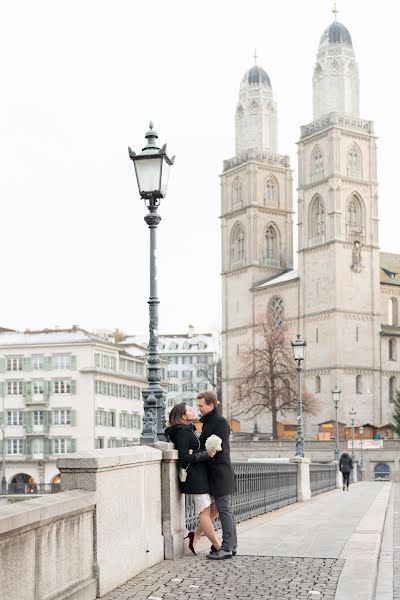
[0,327,118,347]
[241,65,271,87]
[319,21,352,47]
[380,252,400,286]
[252,269,299,290]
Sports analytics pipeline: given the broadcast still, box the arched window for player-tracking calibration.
[265,225,279,265]
[232,177,242,206]
[346,195,362,226]
[356,375,362,394]
[231,224,246,266]
[389,339,397,361]
[388,298,398,326]
[315,376,321,393]
[310,196,325,238]
[348,145,361,177]
[389,376,396,403]
[268,297,284,329]
[264,178,278,205]
[374,463,390,481]
[311,146,324,178]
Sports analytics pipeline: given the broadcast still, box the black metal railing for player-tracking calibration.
[186,461,298,531]
[1,483,61,495]
[309,463,337,496]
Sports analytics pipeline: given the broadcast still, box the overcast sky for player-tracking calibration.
[0,0,398,337]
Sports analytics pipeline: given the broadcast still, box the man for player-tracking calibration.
[197,390,237,560]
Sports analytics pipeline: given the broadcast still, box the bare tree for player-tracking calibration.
[196,358,222,401]
[233,317,318,439]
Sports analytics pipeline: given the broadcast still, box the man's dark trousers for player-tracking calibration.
[215,495,237,552]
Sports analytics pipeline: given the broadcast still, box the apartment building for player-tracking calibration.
[0,327,149,489]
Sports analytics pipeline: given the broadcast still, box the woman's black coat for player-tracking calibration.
[165,423,210,494]
[199,408,236,497]
[339,453,353,474]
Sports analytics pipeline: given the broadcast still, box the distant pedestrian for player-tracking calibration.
[197,391,237,560]
[339,452,353,491]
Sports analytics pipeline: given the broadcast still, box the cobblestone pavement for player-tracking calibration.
[394,484,400,598]
[102,554,345,600]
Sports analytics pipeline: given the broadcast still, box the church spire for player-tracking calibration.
[332,1,338,21]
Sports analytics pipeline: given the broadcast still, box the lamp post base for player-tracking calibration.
[140,387,167,445]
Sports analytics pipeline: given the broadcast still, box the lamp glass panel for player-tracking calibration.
[160,159,171,198]
[292,342,305,361]
[134,157,162,195]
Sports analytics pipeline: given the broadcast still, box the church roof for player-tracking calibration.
[252,269,299,290]
[242,65,271,88]
[319,21,353,47]
[380,252,400,286]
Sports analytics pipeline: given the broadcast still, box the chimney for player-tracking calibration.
[188,324,195,338]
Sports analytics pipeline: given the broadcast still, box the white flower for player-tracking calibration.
[205,434,222,452]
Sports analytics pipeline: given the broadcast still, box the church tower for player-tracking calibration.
[298,16,381,428]
[221,60,293,420]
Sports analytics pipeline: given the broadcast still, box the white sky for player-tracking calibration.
[0,0,398,337]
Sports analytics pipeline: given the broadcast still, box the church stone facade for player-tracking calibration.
[221,19,400,435]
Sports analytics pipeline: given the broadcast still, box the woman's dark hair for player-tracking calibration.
[168,403,188,426]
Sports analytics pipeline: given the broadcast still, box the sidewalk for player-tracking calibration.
[103,482,390,600]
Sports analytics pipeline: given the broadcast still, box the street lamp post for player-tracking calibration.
[332,385,341,461]
[359,425,365,473]
[349,408,356,461]
[291,334,307,458]
[128,123,175,444]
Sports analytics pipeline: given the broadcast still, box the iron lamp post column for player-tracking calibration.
[291,334,307,458]
[349,407,356,462]
[332,386,341,461]
[128,123,175,444]
[359,425,365,472]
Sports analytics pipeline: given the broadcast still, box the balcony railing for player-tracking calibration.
[186,461,297,531]
[1,483,60,495]
[309,463,337,496]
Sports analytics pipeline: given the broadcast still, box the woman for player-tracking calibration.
[165,402,221,555]
[339,452,353,491]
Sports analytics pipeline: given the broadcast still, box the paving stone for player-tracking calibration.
[101,555,345,600]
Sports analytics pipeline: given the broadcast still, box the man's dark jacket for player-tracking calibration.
[200,408,236,497]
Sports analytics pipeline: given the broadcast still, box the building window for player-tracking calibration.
[33,410,44,426]
[388,298,399,326]
[268,297,284,329]
[6,356,23,371]
[311,197,325,237]
[96,438,105,449]
[347,196,362,226]
[389,376,396,403]
[265,225,279,263]
[167,370,179,378]
[231,224,246,266]
[356,375,363,394]
[311,146,324,178]
[7,439,24,454]
[183,342,190,350]
[315,376,321,393]
[348,145,361,177]
[7,381,23,395]
[53,438,67,454]
[169,356,179,364]
[389,339,397,361]
[52,354,72,369]
[32,355,44,370]
[232,177,242,205]
[33,380,44,395]
[7,410,23,426]
[54,380,71,394]
[170,342,178,350]
[197,355,207,364]
[168,384,178,392]
[182,370,193,379]
[53,409,71,425]
[264,178,278,204]
[182,356,193,365]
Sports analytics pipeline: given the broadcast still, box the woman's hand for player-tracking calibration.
[188,449,193,455]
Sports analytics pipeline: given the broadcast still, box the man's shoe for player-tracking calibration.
[206,549,232,560]
[232,550,237,556]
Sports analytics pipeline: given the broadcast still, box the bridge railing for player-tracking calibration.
[309,463,337,496]
[1,483,61,495]
[186,461,298,531]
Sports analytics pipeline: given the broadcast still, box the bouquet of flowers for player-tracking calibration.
[205,434,223,453]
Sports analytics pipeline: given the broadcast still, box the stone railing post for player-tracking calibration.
[290,456,311,502]
[332,460,342,489]
[352,462,358,483]
[150,441,185,560]
[58,447,164,598]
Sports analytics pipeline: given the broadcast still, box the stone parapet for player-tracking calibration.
[290,457,312,502]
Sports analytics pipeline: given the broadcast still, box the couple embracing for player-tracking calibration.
[165,390,237,560]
